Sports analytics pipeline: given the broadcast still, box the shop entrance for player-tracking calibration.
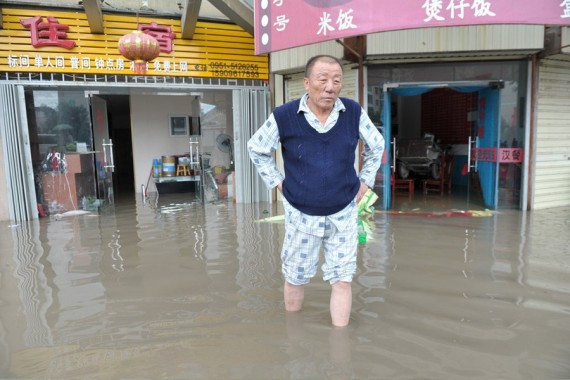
[88,95,115,207]
[24,90,135,215]
[376,81,503,211]
[96,95,134,198]
[3,83,269,221]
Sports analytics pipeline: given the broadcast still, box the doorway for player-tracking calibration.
[99,95,134,198]
[377,81,504,211]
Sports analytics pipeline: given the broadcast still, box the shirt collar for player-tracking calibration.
[298,93,346,114]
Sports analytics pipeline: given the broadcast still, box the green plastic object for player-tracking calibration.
[358,189,378,216]
[357,220,367,244]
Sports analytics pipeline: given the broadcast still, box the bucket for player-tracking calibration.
[162,156,176,177]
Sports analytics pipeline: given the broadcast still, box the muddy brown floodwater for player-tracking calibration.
[0,195,569,379]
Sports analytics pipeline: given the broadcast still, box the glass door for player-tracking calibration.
[379,82,501,210]
[377,90,392,209]
[26,89,98,215]
[472,87,501,209]
[89,95,115,206]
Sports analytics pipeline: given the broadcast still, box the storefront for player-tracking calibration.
[369,60,528,210]
[270,24,554,211]
[278,59,529,211]
[0,7,271,222]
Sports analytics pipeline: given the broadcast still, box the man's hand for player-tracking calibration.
[277,182,283,193]
[355,182,368,203]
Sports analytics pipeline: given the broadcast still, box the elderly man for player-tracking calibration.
[248,55,384,326]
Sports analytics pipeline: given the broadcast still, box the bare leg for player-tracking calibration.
[330,281,352,327]
[284,281,304,311]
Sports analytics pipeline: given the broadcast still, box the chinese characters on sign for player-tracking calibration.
[562,0,570,18]
[267,0,357,38]
[317,9,357,36]
[498,148,523,163]
[255,0,570,54]
[6,54,261,78]
[20,16,76,49]
[9,14,263,78]
[471,148,524,163]
[138,22,176,53]
[20,16,179,53]
[472,147,496,162]
[7,54,184,73]
[423,0,496,22]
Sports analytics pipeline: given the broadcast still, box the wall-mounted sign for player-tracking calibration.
[0,8,268,79]
[255,0,570,54]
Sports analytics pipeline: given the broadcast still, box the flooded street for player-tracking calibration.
[0,195,569,379]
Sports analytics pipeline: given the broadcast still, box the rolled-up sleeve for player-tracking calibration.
[247,114,284,189]
[358,109,385,188]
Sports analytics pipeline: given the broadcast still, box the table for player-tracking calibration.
[153,175,202,201]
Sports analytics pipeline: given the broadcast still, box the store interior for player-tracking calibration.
[386,87,521,210]
[26,89,236,216]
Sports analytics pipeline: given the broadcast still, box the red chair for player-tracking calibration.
[392,172,415,199]
[422,155,454,195]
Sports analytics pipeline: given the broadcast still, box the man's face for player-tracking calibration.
[304,59,343,114]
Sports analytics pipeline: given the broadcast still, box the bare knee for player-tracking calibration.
[284,281,304,312]
[332,281,352,293]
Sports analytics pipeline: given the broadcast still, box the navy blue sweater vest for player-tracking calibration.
[274,97,361,216]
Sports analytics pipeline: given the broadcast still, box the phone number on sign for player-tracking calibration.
[195,62,261,78]
[211,69,260,78]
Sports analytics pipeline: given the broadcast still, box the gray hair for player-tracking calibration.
[304,55,343,78]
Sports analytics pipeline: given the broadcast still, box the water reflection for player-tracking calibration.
[9,221,53,347]
[0,198,569,379]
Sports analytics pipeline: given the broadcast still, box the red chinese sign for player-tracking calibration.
[19,16,177,54]
[472,147,497,162]
[20,16,76,49]
[471,148,524,162]
[255,0,570,54]
[498,148,524,163]
[138,22,176,53]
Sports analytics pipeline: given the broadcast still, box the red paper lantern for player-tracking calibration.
[118,30,160,74]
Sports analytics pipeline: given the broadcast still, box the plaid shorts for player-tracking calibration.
[280,214,358,285]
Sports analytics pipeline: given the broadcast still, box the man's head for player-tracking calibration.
[304,55,343,115]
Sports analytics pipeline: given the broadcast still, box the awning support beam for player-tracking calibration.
[181,0,201,39]
[208,0,254,36]
[83,0,104,33]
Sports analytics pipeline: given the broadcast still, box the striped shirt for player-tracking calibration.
[248,93,384,237]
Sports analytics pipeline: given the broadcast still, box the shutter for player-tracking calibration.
[233,88,272,203]
[534,59,570,209]
[0,84,38,221]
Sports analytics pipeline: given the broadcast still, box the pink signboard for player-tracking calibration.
[498,148,524,163]
[471,148,524,162]
[472,147,497,162]
[255,0,570,54]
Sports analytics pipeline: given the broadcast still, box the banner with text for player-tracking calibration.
[255,0,570,54]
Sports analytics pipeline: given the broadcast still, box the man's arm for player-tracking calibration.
[358,109,385,190]
[247,114,284,190]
